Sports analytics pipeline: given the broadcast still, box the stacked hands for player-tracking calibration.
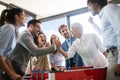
[52,39,61,51]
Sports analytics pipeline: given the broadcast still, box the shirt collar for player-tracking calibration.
[65,36,72,41]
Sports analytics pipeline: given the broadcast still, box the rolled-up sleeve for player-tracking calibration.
[0,25,14,56]
[67,41,76,59]
[19,31,56,57]
[94,34,106,53]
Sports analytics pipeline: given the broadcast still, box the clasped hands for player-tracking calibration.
[52,39,61,50]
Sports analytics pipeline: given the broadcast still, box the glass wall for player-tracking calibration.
[68,9,102,41]
[70,12,101,34]
[41,17,67,43]
[0,5,6,14]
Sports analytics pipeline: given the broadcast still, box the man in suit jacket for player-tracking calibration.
[9,19,60,76]
[58,24,84,70]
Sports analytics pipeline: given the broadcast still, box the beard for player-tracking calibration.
[92,8,98,16]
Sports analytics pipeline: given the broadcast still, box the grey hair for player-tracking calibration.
[70,22,83,33]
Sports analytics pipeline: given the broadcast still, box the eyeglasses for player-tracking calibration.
[34,25,40,29]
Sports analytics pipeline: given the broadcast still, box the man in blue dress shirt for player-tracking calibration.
[58,24,84,70]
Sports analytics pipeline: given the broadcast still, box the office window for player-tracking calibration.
[0,4,6,14]
[41,17,66,43]
[70,12,101,34]
[69,12,102,40]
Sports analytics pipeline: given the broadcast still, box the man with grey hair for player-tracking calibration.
[58,22,108,68]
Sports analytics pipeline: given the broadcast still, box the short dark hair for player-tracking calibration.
[87,0,107,8]
[58,24,68,33]
[27,19,41,28]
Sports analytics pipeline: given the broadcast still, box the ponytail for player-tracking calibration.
[0,8,23,27]
[0,9,9,27]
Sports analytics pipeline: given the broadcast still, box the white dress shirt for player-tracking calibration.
[67,33,108,68]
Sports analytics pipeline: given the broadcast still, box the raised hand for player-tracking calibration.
[45,42,51,47]
[53,39,61,50]
[88,16,94,24]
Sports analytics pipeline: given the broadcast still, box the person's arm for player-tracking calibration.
[5,57,16,72]
[103,51,108,58]
[93,34,108,57]
[0,56,21,80]
[58,39,78,59]
[20,32,59,57]
[58,47,68,58]
[88,16,102,35]
[0,25,21,80]
[0,25,15,57]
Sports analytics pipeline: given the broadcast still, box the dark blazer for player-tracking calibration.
[61,36,84,69]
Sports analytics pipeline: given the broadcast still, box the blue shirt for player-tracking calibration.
[0,24,16,59]
[99,4,120,64]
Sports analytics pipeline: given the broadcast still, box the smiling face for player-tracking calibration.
[50,34,59,44]
[16,12,26,27]
[59,26,70,39]
[31,22,42,37]
[71,27,81,38]
[70,23,83,38]
[87,2,98,16]
[37,33,46,47]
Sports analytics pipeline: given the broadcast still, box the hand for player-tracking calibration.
[88,16,94,24]
[54,40,61,50]
[103,51,108,58]
[114,64,120,76]
[10,73,22,80]
[15,77,22,80]
[45,42,51,47]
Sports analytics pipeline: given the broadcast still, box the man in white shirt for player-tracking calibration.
[58,22,108,68]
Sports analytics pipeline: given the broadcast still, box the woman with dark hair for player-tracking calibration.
[0,8,26,80]
[25,32,51,74]
[34,32,51,71]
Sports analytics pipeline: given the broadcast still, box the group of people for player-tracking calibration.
[0,0,120,80]
[0,8,60,80]
[25,24,84,74]
[0,8,83,80]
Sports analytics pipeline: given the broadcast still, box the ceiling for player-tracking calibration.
[0,0,87,19]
